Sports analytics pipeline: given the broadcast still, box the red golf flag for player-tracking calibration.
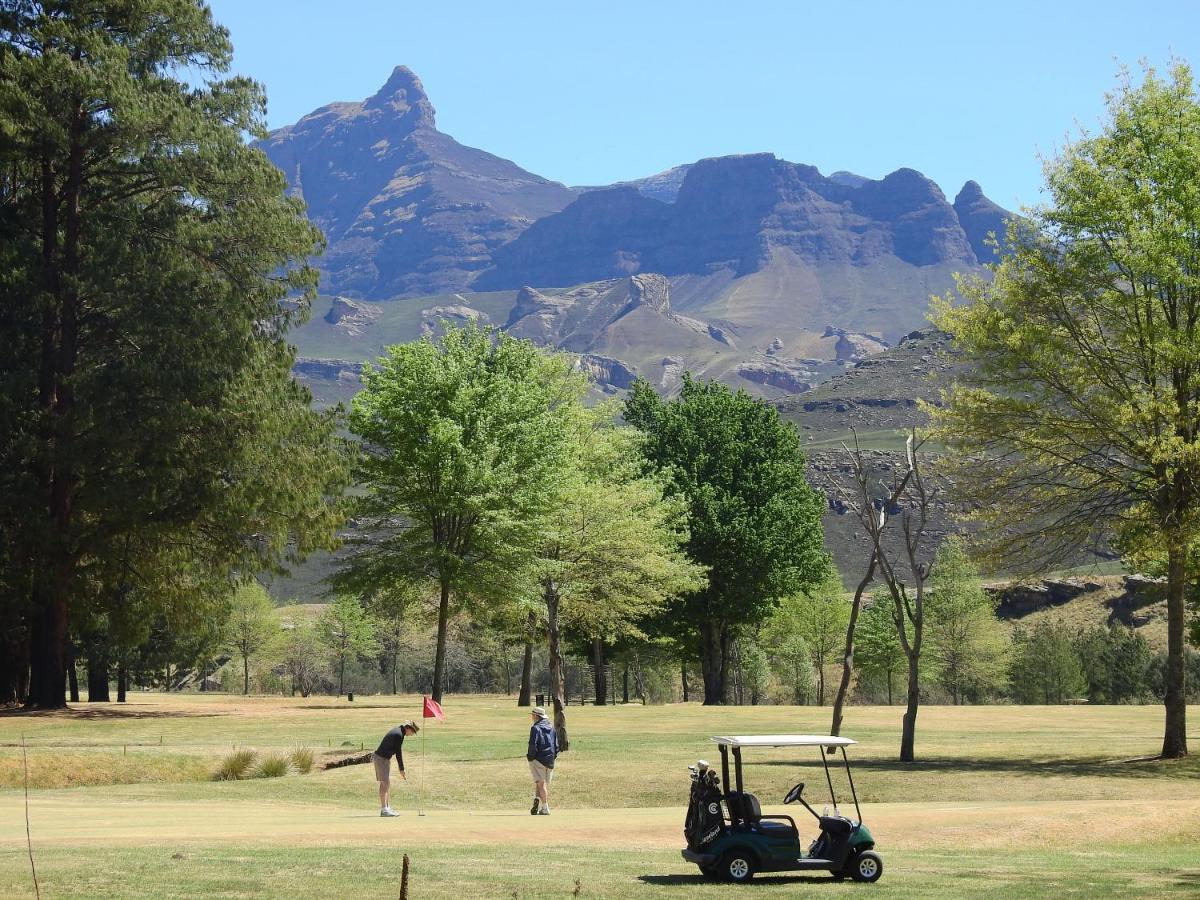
[422,695,444,720]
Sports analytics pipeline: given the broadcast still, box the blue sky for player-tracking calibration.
[206,1,1200,210]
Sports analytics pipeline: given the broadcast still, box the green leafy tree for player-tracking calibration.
[766,631,817,705]
[854,599,906,705]
[624,376,829,704]
[925,538,1008,704]
[0,1,346,707]
[339,324,582,703]
[1075,625,1153,704]
[1009,622,1086,704]
[931,63,1200,756]
[766,572,849,706]
[318,596,379,696]
[537,412,706,746]
[280,619,325,698]
[225,584,280,695]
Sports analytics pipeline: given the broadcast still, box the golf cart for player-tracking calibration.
[681,734,882,884]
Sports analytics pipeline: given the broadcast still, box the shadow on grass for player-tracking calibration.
[0,705,221,720]
[756,754,1199,781]
[639,874,834,888]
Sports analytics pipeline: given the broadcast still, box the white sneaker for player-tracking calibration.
[380,807,399,817]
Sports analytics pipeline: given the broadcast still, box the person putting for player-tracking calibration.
[526,706,558,815]
[373,720,418,817]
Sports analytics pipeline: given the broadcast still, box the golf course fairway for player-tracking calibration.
[2,694,1197,897]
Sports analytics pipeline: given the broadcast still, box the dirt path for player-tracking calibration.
[3,794,1196,852]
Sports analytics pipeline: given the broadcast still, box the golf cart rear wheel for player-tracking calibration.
[721,851,756,883]
[851,850,883,883]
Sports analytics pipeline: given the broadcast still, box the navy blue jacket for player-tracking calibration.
[527,717,558,768]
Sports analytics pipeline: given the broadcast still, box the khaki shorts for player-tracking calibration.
[372,752,391,783]
[528,759,554,784]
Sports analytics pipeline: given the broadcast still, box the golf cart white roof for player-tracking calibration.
[711,735,857,748]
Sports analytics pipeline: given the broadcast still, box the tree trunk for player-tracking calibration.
[117,661,127,703]
[681,661,689,703]
[816,662,825,707]
[518,609,535,706]
[699,619,725,705]
[243,652,250,695]
[26,586,68,708]
[544,579,569,751]
[337,651,345,696]
[28,107,84,712]
[591,637,607,706]
[886,669,893,706]
[832,551,877,736]
[900,651,920,762]
[1162,543,1189,758]
[67,641,79,703]
[391,648,399,695]
[431,576,451,704]
[87,637,110,702]
[622,663,629,703]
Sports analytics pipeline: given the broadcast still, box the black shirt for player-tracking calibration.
[375,726,408,771]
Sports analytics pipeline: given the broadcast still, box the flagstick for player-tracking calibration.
[418,711,426,817]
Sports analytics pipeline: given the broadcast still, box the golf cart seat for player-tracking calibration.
[727,791,798,837]
[819,815,855,836]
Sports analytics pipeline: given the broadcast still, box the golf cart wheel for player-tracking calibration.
[721,851,756,883]
[851,850,883,883]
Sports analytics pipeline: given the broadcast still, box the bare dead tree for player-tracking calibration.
[829,430,938,761]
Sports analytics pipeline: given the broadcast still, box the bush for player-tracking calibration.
[289,747,314,774]
[255,754,291,778]
[214,749,258,781]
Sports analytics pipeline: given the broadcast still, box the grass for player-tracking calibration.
[254,754,291,778]
[213,749,258,781]
[2,693,1198,897]
[290,747,314,774]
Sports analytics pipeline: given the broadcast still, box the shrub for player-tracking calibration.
[289,747,314,774]
[255,754,291,778]
[214,749,258,781]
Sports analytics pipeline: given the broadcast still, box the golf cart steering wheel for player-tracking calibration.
[784,782,805,805]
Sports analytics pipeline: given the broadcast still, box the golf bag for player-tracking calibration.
[683,763,724,851]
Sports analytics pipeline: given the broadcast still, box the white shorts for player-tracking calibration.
[528,759,554,784]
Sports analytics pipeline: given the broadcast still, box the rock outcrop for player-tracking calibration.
[293,358,364,383]
[736,360,813,394]
[420,304,489,337]
[325,297,382,335]
[823,325,890,363]
[574,353,639,391]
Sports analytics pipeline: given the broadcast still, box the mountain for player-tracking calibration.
[264,66,1014,403]
[257,66,576,299]
[478,154,984,290]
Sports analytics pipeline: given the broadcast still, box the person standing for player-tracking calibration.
[526,706,558,815]
[373,720,419,817]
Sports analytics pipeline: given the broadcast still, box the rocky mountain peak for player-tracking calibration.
[953,180,1011,263]
[363,65,436,129]
[955,180,985,203]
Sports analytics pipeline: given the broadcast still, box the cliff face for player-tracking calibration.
[257,66,576,299]
[478,154,995,290]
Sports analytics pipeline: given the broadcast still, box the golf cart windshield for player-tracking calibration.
[711,735,857,748]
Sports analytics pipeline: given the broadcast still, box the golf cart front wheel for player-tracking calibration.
[721,851,756,883]
[851,850,883,883]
